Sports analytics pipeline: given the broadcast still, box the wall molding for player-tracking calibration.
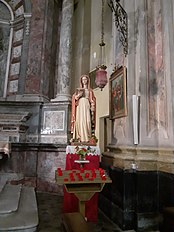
[102,145,174,173]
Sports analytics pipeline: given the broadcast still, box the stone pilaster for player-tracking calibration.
[45,0,73,144]
[53,0,73,102]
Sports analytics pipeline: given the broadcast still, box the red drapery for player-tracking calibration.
[63,152,100,222]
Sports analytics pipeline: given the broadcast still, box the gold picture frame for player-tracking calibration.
[109,66,127,119]
[89,68,97,89]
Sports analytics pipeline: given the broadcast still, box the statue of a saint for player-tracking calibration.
[70,75,96,143]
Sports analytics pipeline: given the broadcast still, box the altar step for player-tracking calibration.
[0,183,38,231]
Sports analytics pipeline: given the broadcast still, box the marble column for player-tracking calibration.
[53,0,73,102]
[40,0,73,144]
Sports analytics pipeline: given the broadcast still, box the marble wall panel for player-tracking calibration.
[40,135,68,144]
[0,144,66,193]
[15,5,24,17]
[37,178,63,194]
[37,150,66,193]
[10,63,20,76]
[110,0,174,148]
[42,110,65,133]
[0,151,24,173]
[37,151,66,180]
[147,1,167,137]
[13,29,23,43]
[25,0,45,94]
[9,79,18,92]
[158,171,174,210]
[40,102,71,144]
[99,166,136,230]
[101,146,174,230]
[12,45,22,58]
[41,0,55,97]
[24,151,37,176]
[136,171,158,213]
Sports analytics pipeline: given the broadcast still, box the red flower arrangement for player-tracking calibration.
[75,146,91,159]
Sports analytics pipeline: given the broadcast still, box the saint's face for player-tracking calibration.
[82,76,88,86]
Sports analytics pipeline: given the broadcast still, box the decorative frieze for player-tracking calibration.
[24,13,32,36]
[25,20,30,35]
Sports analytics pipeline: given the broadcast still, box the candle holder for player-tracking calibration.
[74,159,90,168]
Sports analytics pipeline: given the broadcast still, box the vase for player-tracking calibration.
[80,155,86,161]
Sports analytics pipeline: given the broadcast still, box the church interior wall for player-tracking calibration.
[1,0,174,231]
[99,0,174,230]
[0,0,65,194]
[71,0,112,143]
[71,0,87,93]
[90,0,113,144]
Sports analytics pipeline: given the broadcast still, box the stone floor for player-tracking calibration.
[36,191,125,232]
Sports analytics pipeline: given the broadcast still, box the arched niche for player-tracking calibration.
[0,0,31,98]
[0,0,13,97]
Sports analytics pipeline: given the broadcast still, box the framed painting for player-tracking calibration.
[109,66,127,119]
[89,68,97,89]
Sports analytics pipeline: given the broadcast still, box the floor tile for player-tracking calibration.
[36,192,121,232]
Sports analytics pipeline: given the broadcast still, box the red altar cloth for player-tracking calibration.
[63,146,100,222]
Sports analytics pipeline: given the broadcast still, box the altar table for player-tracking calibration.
[63,145,100,222]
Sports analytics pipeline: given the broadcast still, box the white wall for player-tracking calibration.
[72,0,113,145]
[90,0,113,144]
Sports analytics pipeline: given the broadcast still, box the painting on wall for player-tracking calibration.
[109,66,127,119]
[89,68,98,89]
